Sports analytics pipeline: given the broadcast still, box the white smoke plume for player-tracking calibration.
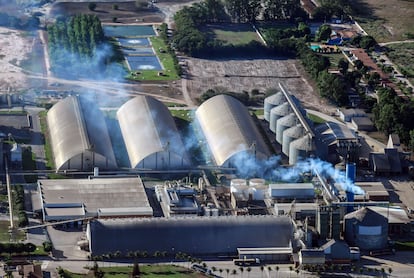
[231,152,364,195]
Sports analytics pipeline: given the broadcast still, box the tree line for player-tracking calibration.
[47,14,106,78]
[373,87,414,145]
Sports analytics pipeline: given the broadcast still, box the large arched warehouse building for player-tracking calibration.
[88,215,293,256]
[47,96,117,171]
[117,96,190,169]
[195,95,270,167]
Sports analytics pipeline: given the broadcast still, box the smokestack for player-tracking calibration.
[345,163,356,213]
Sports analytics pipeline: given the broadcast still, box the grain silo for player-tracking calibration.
[47,96,117,171]
[282,124,305,156]
[276,113,298,144]
[344,207,388,250]
[289,134,314,165]
[269,102,291,133]
[117,96,190,169]
[264,92,285,122]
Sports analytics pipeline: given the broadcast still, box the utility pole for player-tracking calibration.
[5,159,14,229]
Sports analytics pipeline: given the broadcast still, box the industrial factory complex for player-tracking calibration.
[0,71,412,277]
[0,82,400,271]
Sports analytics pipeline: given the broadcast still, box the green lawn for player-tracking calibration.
[250,109,264,116]
[170,109,194,122]
[38,111,54,170]
[127,37,179,81]
[307,113,326,124]
[0,221,26,242]
[321,53,346,68]
[66,265,203,277]
[203,23,261,45]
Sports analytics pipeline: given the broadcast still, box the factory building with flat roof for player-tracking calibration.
[196,94,270,167]
[47,96,117,171]
[38,176,153,221]
[117,96,191,169]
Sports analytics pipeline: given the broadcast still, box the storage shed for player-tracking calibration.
[47,96,117,171]
[344,207,388,250]
[88,215,293,256]
[117,96,190,169]
[195,95,270,167]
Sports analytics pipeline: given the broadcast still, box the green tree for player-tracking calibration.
[409,130,414,152]
[316,24,332,42]
[246,267,251,277]
[338,58,349,75]
[131,262,140,277]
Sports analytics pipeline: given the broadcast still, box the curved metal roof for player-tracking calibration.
[195,95,270,166]
[47,96,116,170]
[117,96,190,168]
[89,215,292,255]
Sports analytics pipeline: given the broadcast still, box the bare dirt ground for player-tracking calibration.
[183,56,337,113]
[0,27,34,91]
[50,2,164,24]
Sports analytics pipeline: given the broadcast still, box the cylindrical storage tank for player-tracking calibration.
[230,179,247,187]
[276,113,297,144]
[11,93,19,103]
[346,163,356,183]
[269,103,291,133]
[289,135,314,165]
[230,179,248,195]
[282,124,305,156]
[264,92,285,122]
[249,178,265,187]
[248,186,267,200]
[344,207,388,250]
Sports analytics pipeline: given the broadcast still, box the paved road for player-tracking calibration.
[26,106,47,172]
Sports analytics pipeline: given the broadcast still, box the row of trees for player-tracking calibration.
[172,0,309,56]
[47,14,107,77]
[224,0,306,22]
[13,184,28,227]
[0,242,36,254]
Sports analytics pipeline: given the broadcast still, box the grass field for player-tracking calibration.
[65,265,203,278]
[170,109,193,122]
[39,111,54,170]
[203,24,261,45]
[386,42,414,84]
[0,221,26,242]
[307,113,326,124]
[321,53,346,69]
[355,0,414,42]
[127,37,179,81]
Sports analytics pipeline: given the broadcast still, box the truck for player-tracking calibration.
[233,257,260,266]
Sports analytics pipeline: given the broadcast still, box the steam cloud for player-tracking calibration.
[231,152,365,195]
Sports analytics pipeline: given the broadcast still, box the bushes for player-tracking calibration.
[43,241,53,252]
[13,185,28,228]
[0,242,37,254]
